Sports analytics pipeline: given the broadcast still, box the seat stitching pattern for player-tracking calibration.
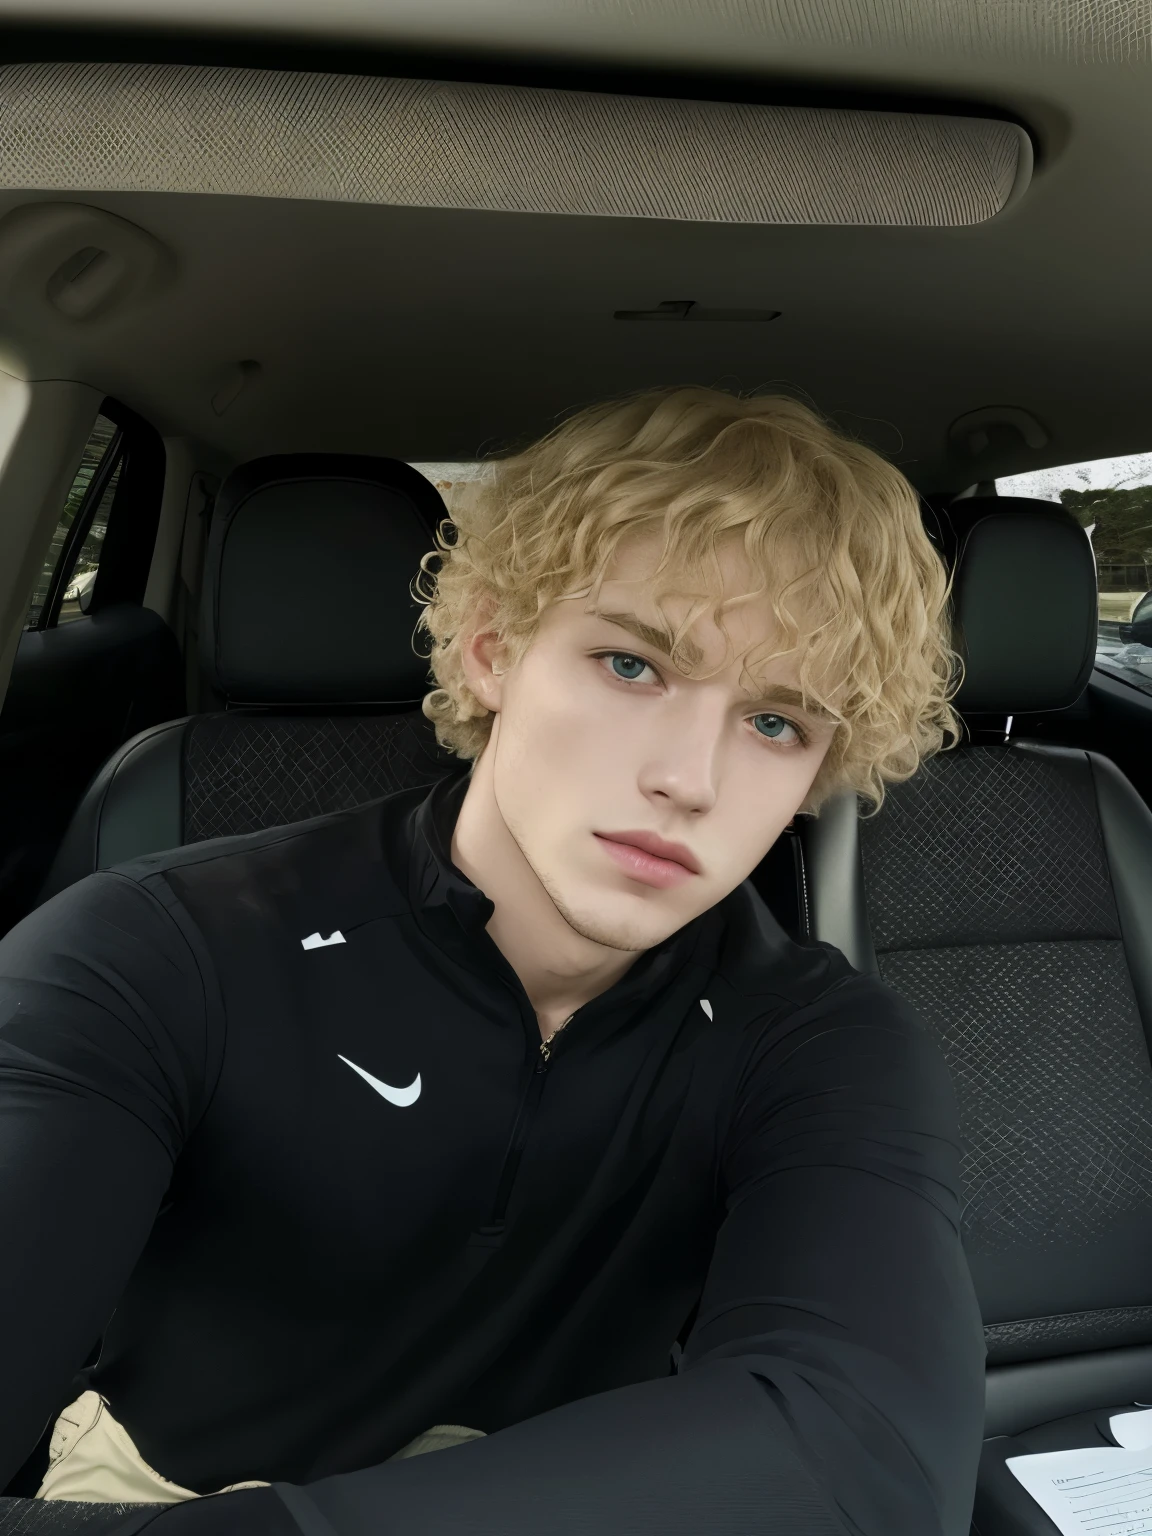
[184,714,456,842]
[858,746,1117,951]
[0,1500,165,1534]
[878,939,1152,1255]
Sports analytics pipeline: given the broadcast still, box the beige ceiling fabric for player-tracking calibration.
[0,1,1145,66]
[0,62,1027,225]
[571,0,1152,64]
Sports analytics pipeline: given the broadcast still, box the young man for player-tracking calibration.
[0,387,985,1536]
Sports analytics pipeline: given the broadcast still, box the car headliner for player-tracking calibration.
[0,0,1146,487]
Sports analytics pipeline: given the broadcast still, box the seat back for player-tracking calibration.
[803,497,1152,1436]
[42,454,459,895]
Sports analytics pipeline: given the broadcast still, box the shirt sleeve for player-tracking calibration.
[685,973,988,1535]
[0,871,214,1489]
[258,974,986,1536]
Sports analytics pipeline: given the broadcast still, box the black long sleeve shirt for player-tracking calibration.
[0,771,986,1535]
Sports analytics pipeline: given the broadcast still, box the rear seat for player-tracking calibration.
[801,496,1152,1535]
[40,454,459,894]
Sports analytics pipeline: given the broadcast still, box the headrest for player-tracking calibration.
[938,496,1098,715]
[202,454,448,706]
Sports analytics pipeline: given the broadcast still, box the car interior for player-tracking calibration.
[1,6,1152,1534]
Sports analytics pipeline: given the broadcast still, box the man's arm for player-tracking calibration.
[0,873,210,1489]
[682,976,987,1535]
[220,977,984,1536]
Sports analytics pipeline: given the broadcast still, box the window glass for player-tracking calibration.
[408,462,491,513]
[997,452,1152,697]
[24,413,120,630]
[57,456,123,626]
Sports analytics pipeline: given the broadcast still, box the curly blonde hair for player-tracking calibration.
[414,385,959,812]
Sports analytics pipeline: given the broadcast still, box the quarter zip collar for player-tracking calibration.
[401,770,720,1035]
[408,769,496,942]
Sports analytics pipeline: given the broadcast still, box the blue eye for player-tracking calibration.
[609,654,649,681]
[752,713,797,742]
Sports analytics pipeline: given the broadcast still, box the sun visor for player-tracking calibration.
[0,62,1031,227]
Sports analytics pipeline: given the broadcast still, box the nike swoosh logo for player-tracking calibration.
[338,1055,422,1107]
[302,931,345,950]
[700,998,713,1020]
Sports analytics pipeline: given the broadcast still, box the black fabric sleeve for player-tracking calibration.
[686,975,987,1535]
[236,977,985,1536]
[0,873,214,1490]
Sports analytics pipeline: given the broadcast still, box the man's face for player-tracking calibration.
[472,534,840,953]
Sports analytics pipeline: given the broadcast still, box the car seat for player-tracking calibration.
[39,454,460,896]
[801,496,1152,1535]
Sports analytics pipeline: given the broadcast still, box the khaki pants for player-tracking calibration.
[38,1391,486,1504]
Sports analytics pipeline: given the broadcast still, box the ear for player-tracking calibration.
[459,627,507,713]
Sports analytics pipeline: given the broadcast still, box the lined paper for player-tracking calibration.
[1007,1446,1152,1534]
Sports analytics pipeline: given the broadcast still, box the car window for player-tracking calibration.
[55,458,124,627]
[23,413,121,630]
[997,452,1152,697]
[409,462,492,513]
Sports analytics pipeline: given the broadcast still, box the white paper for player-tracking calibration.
[1007,1445,1152,1534]
[1112,1411,1152,1451]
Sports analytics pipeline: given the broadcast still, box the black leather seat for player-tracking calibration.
[801,496,1152,1534]
[41,454,459,896]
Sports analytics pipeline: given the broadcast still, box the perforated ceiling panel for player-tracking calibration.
[0,1,1144,66]
[0,62,1029,226]
[572,0,1151,63]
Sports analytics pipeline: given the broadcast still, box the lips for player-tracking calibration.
[600,831,701,872]
[593,830,701,890]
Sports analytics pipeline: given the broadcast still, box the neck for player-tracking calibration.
[450,739,640,1039]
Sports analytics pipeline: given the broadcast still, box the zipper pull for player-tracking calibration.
[538,1010,574,1068]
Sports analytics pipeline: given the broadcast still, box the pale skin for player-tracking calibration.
[451,532,840,1042]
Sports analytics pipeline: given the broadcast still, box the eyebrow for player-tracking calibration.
[592,610,705,670]
[593,610,837,725]
[744,684,838,725]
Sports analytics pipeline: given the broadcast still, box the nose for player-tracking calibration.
[636,693,722,817]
